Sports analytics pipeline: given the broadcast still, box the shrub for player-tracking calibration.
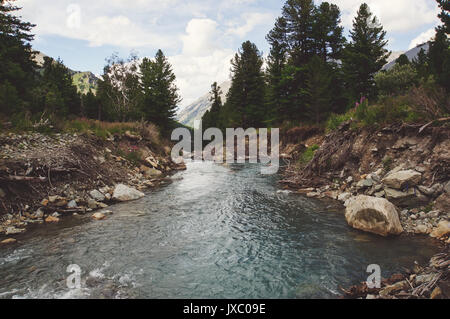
[299,144,320,166]
[326,112,353,132]
[375,64,418,97]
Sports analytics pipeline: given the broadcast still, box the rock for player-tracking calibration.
[0,188,5,198]
[338,192,352,202]
[418,184,443,197]
[89,190,106,202]
[140,165,162,178]
[382,170,422,190]
[144,156,159,168]
[430,221,450,239]
[306,192,321,198]
[444,181,450,194]
[414,225,429,234]
[67,200,78,209]
[434,193,450,212]
[345,195,404,236]
[0,238,17,245]
[87,199,98,209]
[357,178,374,189]
[379,281,408,297]
[384,187,428,208]
[52,212,61,218]
[431,287,443,299]
[48,196,67,207]
[346,176,354,184]
[112,184,145,202]
[45,216,60,223]
[5,227,25,235]
[92,212,106,221]
[374,191,385,198]
[33,208,44,219]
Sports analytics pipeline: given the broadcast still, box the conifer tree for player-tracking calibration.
[224,41,265,128]
[140,50,181,132]
[0,0,37,115]
[342,3,390,99]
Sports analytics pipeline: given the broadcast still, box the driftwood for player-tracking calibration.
[1,175,47,182]
[419,117,450,134]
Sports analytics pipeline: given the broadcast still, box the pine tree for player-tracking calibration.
[224,41,266,128]
[265,17,289,124]
[437,0,450,35]
[37,57,80,117]
[0,0,37,115]
[305,56,332,124]
[396,54,410,66]
[342,3,390,99]
[282,0,316,66]
[313,2,346,62]
[412,48,430,80]
[140,50,181,132]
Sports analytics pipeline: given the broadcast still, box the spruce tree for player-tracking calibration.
[0,0,37,115]
[437,0,450,35]
[140,50,181,132]
[313,2,346,62]
[225,41,265,128]
[266,17,289,124]
[396,54,410,66]
[342,3,390,99]
[305,56,332,124]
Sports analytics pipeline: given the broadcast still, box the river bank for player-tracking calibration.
[279,121,449,298]
[0,127,185,242]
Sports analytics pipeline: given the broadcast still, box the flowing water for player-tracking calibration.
[0,162,439,299]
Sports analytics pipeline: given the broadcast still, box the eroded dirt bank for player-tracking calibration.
[0,130,185,239]
[280,122,450,299]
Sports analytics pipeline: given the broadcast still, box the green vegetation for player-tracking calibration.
[202,0,449,134]
[0,2,181,138]
[299,144,320,166]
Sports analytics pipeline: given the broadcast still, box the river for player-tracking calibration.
[0,162,439,299]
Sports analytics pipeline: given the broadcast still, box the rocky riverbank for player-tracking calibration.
[0,129,185,243]
[280,121,450,298]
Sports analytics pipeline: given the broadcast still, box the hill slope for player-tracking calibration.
[177,81,231,127]
[33,50,99,94]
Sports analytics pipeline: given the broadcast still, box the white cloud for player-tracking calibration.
[172,18,234,106]
[226,12,275,38]
[325,0,439,33]
[409,28,436,49]
[182,19,220,56]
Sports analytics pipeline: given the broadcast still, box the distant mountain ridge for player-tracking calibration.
[383,42,430,70]
[177,80,231,127]
[33,50,99,94]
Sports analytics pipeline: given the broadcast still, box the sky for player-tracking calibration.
[15,0,441,107]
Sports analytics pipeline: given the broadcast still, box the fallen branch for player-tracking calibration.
[419,117,450,134]
[1,175,47,182]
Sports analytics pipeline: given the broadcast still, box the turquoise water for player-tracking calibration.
[0,162,439,299]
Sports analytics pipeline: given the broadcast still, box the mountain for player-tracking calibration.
[383,42,430,70]
[33,50,99,94]
[177,80,231,127]
[72,71,99,94]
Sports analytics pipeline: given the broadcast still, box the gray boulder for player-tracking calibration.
[345,195,404,236]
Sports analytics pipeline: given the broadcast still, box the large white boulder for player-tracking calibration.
[345,195,404,237]
[382,170,421,190]
[112,184,145,202]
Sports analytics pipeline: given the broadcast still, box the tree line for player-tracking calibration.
[203,0,450,130]
[0,0,181,133]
